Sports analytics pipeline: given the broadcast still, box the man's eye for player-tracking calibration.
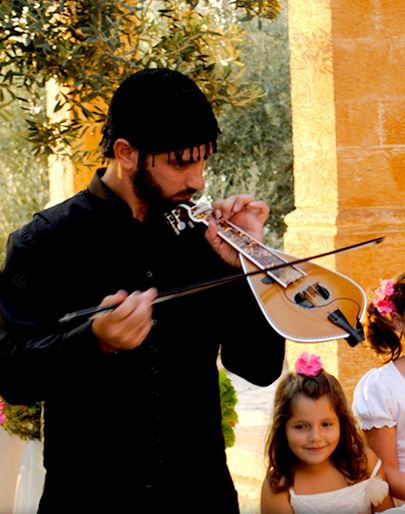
[175,162,188,168]
[170,159,187,168]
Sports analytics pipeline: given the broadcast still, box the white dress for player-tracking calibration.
[353,362,405,506]
[352,362,405,474]
[289,459,386,514]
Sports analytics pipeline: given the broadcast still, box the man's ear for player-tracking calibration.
[113,139,138,170]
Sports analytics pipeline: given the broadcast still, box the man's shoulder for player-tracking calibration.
[36,190,94,226]
[11,191,91,249]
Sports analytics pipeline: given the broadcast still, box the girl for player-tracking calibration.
[353,273,405,504]
[261,352,394,514]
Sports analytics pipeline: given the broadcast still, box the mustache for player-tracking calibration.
[170,188,198,200]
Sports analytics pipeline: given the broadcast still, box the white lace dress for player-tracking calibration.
[289,459,387,514]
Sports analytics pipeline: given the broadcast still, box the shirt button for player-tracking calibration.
[152,319,157,326]
[146,270,153,278]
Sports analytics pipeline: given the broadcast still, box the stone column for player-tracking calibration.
[285,0,405,400]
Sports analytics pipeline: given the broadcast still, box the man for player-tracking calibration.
[0,68,285,513]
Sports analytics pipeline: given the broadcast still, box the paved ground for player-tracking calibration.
[226,370,281,514]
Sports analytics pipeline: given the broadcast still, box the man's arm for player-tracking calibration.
[0,221,101,404]
[0,319,99,404]
[219,278,286,387]
[205,194,285,386]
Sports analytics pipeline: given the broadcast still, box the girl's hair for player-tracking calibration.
[366,272,405,362]
[264,369,369,493]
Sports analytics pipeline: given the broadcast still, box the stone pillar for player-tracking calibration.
[285,0,405,400]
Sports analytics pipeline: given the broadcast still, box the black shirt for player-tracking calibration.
[0,169,285,513]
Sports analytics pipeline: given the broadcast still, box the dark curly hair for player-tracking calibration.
[366,272,405,362]
[264,368,369,493]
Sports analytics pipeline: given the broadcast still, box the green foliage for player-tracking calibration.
[0,401,42,441]
[0,0,291,247]
[0,0,281,158]
[205,6,293,247]
[232,0,281,21]
[219,369,239,448]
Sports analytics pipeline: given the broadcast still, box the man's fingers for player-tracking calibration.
[98,289,129,308]
[108,288,157,321]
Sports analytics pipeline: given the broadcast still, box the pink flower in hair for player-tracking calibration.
[373,278,396,317]
[0,401,6,426]
[295,352,323,377]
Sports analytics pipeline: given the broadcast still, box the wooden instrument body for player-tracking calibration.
[241,254,366,343]
[176,202,366,344]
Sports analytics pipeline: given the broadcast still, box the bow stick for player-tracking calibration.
[59,236,384,324]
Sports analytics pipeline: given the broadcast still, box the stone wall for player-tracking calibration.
[286,0,405,400]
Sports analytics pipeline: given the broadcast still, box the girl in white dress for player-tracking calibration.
[353,273,405,505]
[261,352,394,514]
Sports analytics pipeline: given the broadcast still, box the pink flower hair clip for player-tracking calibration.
[295,352,323,377]
[0,401,6,426]
[373,278,396,317]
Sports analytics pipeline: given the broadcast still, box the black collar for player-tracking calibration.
[87,168,133,219]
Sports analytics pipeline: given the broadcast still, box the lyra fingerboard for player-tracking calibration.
[180,203,306,288]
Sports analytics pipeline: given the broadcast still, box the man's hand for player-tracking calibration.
[205,194,270,268]
[91,288,158,353]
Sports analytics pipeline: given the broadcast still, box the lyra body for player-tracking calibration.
[175,202,366,345]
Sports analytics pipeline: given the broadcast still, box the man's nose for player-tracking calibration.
[186,161,205,191]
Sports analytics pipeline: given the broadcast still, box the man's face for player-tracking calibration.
[132,144,212,207]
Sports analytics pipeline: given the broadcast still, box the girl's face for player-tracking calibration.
[286,394,340,468]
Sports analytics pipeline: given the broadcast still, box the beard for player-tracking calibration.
[132,159,166,206]
[132,159,198,211]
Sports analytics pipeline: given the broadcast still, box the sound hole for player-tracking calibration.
[315,284,330,300]
[261,275,274,284]
[294,282,331,309]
